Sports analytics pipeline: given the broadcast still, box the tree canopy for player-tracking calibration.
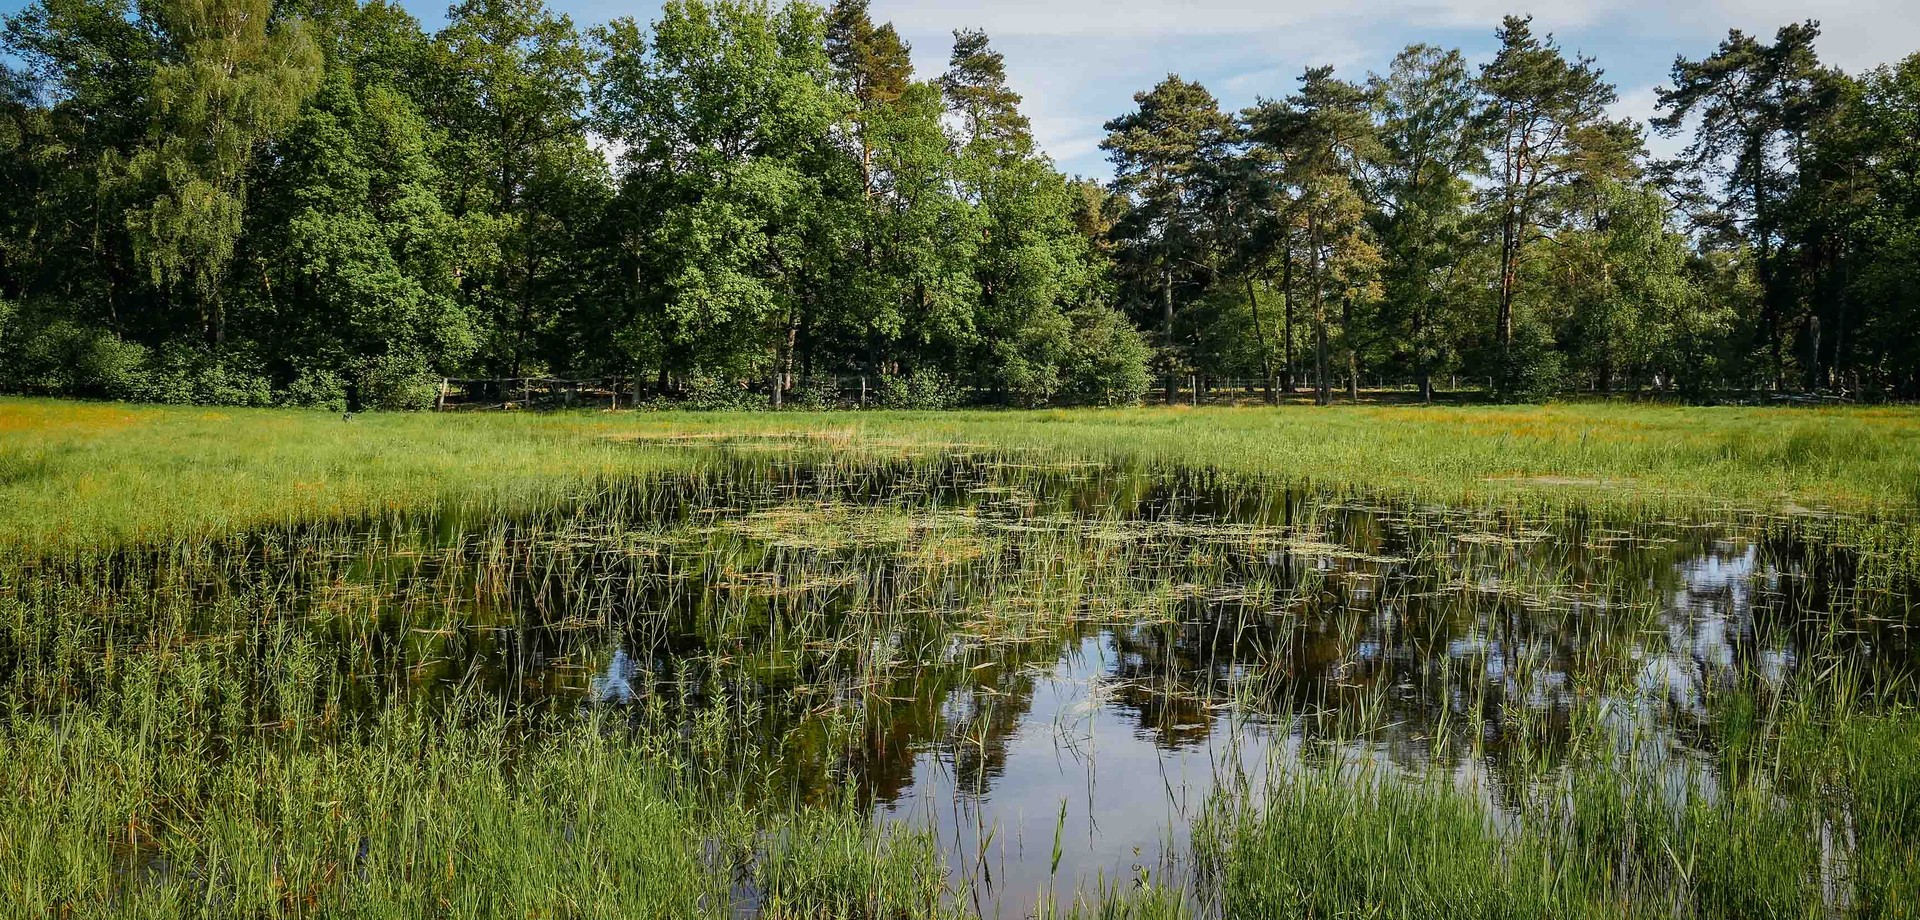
[2,2,1916,407]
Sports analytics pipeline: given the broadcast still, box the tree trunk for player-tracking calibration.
[1804,314,1821,393]
[1495,140,1521,366]
[1162,265,1177,405]
[1282,245,1296,393]
[1246,275,1276,405]
[1310,218,1328,407]
[512,251,536,379]
[1829,289,1843,391]
[1413,291,1431,403]
[769,337,784,410]
[1343,291,1358,403]
[1751,143,1784,392]
[1496,207,1517,356]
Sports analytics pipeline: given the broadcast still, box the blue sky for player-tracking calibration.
[6,0,1915,178]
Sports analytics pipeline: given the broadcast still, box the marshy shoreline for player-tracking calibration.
[1,400,1916,918]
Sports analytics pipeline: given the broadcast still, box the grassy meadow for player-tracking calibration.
[6,396,1920,548]
[2,396,1917,918]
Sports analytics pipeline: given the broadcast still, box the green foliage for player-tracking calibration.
[1492,319,1566,402]
[1368,45,1483,394]
[1060,306,1154,406]
[874,369,961,410]
[431,0,601,379]
[1102,75,1236,397]
[787,375,842,410]
[1655,23,1828,390]
[684,374,768,411]
[826,0,910,108]
[0,313,285,405]
[123,0,324,339]
[124,345,275,406]
[280,367,348,411]
[0,316,131,395]
[355,353,440,410]
[1245,66,1383,404]
[0,1,1915,406]
[246,69,474,390]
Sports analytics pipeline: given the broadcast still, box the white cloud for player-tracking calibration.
[864,0,1915,177]
[546,0,1915,178]
[879,0,1610,39]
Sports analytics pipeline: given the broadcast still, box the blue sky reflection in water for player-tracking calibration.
[590,648,638,704]
[13,444,1903,913]
[531,451,1911,915]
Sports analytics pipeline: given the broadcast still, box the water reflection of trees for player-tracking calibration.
[11,450,1911,812]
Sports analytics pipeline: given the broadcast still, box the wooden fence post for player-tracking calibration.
[437,378,448,412]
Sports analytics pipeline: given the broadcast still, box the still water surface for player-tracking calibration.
[23,449,1913,914]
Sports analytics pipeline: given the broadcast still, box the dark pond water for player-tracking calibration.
[7,448,1914,915]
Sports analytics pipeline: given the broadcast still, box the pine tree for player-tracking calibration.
[1247,66,1380,405]
[1656,21,1830,390]
[1102,76,1235,402]
[941,28,1029,154]
[1369,44,1483,402]
[1476,15,1617,395]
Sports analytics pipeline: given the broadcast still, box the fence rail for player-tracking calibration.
[437,377,633,411]
[435,375,891,411]
[433,374,1862,411]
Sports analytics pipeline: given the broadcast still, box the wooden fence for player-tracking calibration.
[437,377,632,411]
[436,373,1841,410]
[435,375,890,411]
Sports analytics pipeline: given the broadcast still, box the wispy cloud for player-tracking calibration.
[321,0,1919,179]
[867,0,1916,177]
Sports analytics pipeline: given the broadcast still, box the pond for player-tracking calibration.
[4,447,1912,915]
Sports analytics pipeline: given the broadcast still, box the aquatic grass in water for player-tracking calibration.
[0,446,1914,916]
[0,705,956,918]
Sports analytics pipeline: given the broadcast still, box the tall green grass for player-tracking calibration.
[8,397,1920,550]
[2,402,1917,918]
[0,705,951,919]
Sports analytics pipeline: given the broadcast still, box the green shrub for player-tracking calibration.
[0,318,107,394]
[685,375,766,411]
[1060,305,1151,406]
[875,370,962,410]
[786,376,842,410]
[355,354,439,410]
[1492,321,1567,402]
[997,312,1070,407]
[78,334,151,399]
[281,368,349,412]
[128,346,274,406]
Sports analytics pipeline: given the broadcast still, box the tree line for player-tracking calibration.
[1102,18,1920,403]
[1,0,1915,409]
